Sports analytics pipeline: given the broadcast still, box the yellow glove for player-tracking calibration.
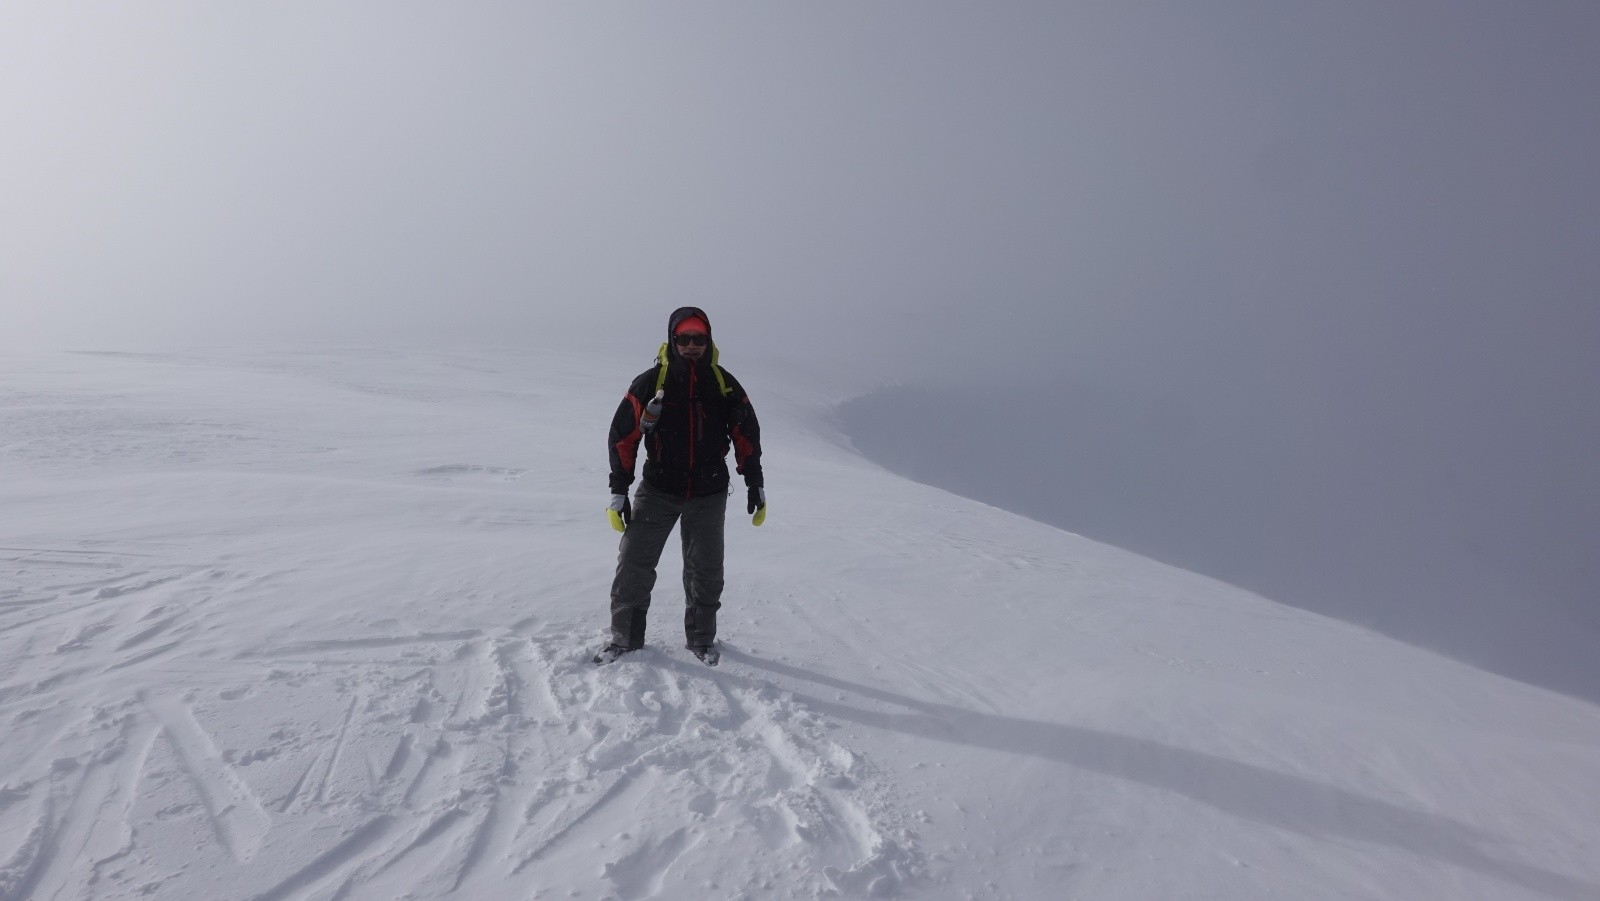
[607,495,630,533]
[747,487,766,527]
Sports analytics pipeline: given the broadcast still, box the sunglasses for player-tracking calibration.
[673,334,709,347]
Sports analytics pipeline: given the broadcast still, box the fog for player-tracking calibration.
[4,5,1597,697]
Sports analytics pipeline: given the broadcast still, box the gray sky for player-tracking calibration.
[5,4,1599,687]
[5,3,1598,370]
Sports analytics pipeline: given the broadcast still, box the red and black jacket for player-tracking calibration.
[608,307,763,498]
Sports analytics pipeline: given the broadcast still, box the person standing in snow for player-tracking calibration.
[597,307,765,666]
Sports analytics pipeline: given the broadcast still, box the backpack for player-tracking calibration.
[653,343,734,398]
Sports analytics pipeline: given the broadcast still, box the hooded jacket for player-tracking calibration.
[608,307,763,498]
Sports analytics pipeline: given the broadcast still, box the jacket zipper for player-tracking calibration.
[686,366,697,498]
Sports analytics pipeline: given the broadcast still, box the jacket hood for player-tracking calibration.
[667,306,714,362]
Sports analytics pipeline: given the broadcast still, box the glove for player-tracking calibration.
[607,494,631,533]
[747,486,766,527]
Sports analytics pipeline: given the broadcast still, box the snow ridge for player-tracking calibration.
[2,347,1598,900]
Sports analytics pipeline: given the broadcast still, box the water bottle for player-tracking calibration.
[640,389,665,433]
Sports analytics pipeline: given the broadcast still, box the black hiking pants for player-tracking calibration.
[609,483,726,649]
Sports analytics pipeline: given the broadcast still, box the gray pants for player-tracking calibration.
[610,483,727,649]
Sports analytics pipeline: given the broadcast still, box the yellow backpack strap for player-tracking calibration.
[711,346,733,397]
[655,343,670,395]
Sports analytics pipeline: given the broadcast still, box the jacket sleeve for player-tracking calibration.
[608,373,651,494]
[724,373,763,489]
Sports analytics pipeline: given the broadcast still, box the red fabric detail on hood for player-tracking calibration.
[673,315,708,335]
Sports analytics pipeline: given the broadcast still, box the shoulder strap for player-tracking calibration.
[710,346,733,397]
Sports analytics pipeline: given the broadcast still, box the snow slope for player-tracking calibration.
[1,346,1596,901]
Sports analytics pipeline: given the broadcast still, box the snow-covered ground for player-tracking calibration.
[1,346,1596,901]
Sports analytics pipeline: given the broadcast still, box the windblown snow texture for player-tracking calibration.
[0,347,1596,900]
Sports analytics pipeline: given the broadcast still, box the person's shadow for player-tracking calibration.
[665,647,1597,901]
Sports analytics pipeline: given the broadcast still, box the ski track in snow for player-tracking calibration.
[0,539,925,900]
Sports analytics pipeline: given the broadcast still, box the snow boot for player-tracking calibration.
[593,643,638,666]
[688,643,720,666]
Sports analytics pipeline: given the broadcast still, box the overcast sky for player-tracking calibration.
[6,2,1592,368]
[5,3,1598,687]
